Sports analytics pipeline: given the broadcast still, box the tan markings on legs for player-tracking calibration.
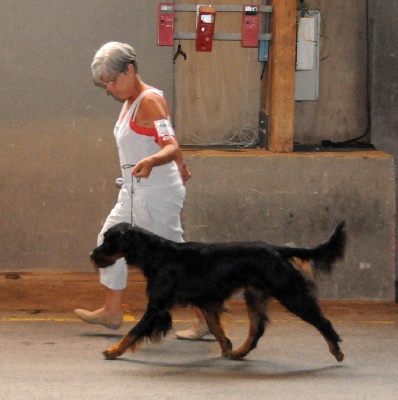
[103,335,136,360]
[224,289,269,360]
[201,309,232,355]
[224,303,262,360]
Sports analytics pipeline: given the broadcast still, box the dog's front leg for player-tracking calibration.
[103,305,172,360]
[103,335,136,360]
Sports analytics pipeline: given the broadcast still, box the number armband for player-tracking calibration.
[154,119,176,141]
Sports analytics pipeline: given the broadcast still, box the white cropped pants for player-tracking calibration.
[98,179,186,290]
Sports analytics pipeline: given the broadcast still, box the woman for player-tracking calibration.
[74,42,208,340]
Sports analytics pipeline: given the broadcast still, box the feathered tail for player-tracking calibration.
[275,222,346,274]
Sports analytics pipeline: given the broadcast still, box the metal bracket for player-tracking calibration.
[173,32,272,41]
[173,4,273,42]
[174,5,273,12]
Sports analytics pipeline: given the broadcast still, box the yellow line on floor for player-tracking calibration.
[0,315,136,323]
[1,317,79,322]
[363,320,397,324]
[0,316,199,323]
[0,316,396,324]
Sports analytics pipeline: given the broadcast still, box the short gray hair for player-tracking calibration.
[91,41,137,84]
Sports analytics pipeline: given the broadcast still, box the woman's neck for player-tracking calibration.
[127,77,150,104]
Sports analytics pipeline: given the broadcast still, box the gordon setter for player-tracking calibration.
[90,221,346,362]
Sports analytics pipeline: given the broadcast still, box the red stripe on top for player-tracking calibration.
[130,121,158,138]
[129,89,175,144]
[130,121,176,144]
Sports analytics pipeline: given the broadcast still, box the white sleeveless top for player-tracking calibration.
[114,88,180,187]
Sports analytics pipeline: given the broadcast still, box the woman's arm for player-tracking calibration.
[132,93,191,184]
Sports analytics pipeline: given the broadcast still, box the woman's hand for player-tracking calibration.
[178,162,191,185]
[132,158,155,179]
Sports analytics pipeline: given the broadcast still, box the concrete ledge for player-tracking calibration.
[1,150,394,302]
[0,272,147,314]
[182,149,396,300]
[1,273,397,322]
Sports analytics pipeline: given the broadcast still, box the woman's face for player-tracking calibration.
[101,64,135,100]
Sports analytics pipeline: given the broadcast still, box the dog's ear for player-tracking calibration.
[116,224,140,250]
[118,225,150,265]
[101,223,132,255]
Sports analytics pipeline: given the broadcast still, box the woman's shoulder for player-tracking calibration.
[139,89,168,119]
[141,87,164,102]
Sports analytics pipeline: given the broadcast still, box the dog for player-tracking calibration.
[90,221,346,362]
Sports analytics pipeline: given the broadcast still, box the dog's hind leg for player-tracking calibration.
[200,307,233,356]
[279,294,344,362]
[224,287,270,360]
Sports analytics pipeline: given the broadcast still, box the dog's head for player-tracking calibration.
[90,222,135,269]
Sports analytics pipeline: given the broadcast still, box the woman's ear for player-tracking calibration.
[126,63,135,76]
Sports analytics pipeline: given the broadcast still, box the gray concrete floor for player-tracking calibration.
[1,299,398,400]
[1,273,398,399]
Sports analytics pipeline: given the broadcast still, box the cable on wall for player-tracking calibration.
[183,48,260,148]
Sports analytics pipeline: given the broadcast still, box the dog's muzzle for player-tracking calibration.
[90,250,120,269]
[89,252,100,270]
[89,251,108,270]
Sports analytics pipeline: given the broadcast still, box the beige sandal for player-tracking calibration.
[74,308,123,330]
[175,321,210,340]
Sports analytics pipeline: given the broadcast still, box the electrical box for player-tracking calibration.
[295,11,321,100]
[258,40,269,62]
[296,16,315,70]
[242,5,259,47]
[157,2,175,46]
[196,5,216,52]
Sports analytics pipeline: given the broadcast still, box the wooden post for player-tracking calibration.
[267,0,297,152]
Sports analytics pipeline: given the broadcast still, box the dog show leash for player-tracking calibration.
[119,164,141,226]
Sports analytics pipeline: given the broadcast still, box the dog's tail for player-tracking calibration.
[277,221,346,274]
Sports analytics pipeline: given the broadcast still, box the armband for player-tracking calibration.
[154,119,176,141]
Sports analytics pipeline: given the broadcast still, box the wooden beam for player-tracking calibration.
[267,0,297,152]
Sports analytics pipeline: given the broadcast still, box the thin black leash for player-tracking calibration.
[122,164,141,226]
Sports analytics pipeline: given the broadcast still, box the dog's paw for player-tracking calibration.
[103,346,122,360]
[103,350,117,360]
[103,335,135,359]
[328,341,345,362]
[223,350,245,361]
[334,349,345,362]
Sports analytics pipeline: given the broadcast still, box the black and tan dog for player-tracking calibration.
[90,222,346,362]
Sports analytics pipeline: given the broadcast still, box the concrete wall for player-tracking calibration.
[183,150,396,300]
[368,0,398,298]
[0,1,396,300]
[294,0,368,145]
[0,0,173,271]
